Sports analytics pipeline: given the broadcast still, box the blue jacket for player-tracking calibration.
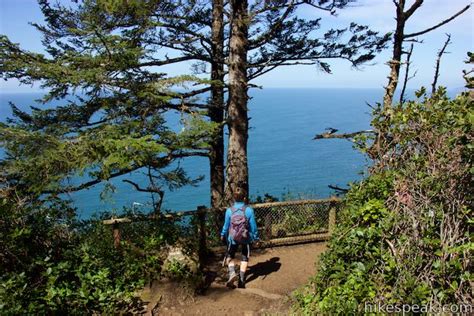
[220,202,259,245]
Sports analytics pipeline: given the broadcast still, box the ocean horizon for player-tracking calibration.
[0,87,463,218]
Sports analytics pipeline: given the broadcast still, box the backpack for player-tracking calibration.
[229,205,249,243]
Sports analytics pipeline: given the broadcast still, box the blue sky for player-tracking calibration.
[0,0,472,92]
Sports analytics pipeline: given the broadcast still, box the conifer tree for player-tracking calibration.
[0,0,217,211]
[149,0,391,204]
[223,0,390,202]
[1,0,390,209]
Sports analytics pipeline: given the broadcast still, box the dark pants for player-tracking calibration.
[227,243,250,262]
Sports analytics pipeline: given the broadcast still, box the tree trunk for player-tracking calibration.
[372,0,407,159]
[383,0,406,109]
[209,0,225,208]
[224,0,249,203]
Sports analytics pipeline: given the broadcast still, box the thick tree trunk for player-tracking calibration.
[224,0,249,203]
[209,0,225,208]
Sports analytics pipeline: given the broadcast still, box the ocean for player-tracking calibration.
[1,88,382,218]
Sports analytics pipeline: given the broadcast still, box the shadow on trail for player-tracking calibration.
[246,257,281,284]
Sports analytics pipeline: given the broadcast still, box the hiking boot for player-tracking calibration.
[226,271,238,288]
[238,278,245,289]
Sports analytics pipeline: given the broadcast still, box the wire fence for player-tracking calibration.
[194,198,341,249]
[104,198,342,254]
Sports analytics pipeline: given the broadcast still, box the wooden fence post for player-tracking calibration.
[103,217,132,249]
[328,203,336,235]
[197,205,207,265]
[113,223,121,249]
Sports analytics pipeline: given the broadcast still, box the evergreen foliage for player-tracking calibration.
[0,1,215,312]
[0,0,390,205]
[0,0,218,207]
[0,0,391,312]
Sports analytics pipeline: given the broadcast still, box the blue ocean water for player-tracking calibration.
[0,88,381,217]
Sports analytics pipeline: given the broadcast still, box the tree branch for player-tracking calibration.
[94,29,113,60]
[328,184,349,193]
[122,179,163,194]
[41,150,208,194]
[303,1,337,13]
[172,151,209,158]
[43,166,139,194]
[431,34,451,95]
[162,86,213,99]
[138,55,207,67]
[158,22,213,46]
[313,130,374,140]
[400,43,414,105]
[403,0,423,20]
[404,4,470,39]
[250,0,308,15]
[249,1,296,50]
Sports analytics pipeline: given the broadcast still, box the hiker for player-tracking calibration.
[220,188,259,289]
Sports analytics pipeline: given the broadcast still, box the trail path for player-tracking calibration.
[144,242,327,316]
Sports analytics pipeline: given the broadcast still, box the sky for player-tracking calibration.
[0,0,472,92]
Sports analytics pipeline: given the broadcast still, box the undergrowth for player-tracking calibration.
[293,88,473,314]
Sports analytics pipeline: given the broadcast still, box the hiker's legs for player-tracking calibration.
[226,244,238,287]
[226,244,237,272]
[240,244,250,272]
[239,261,248,288]
[239,244,250,288]
[226,257,236,274]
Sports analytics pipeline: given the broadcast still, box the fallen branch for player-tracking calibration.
[313,129,374,140]
[328,184,349,193]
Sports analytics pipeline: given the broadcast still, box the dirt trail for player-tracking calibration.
[144,242,327,316]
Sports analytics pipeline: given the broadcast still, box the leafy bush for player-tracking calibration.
[0,190,194,314]
[294,88,473,314]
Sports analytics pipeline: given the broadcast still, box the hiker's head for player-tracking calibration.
[233,187,246,203]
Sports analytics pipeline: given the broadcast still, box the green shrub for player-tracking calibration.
[0,193,195,314]
[294,89,473,314]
